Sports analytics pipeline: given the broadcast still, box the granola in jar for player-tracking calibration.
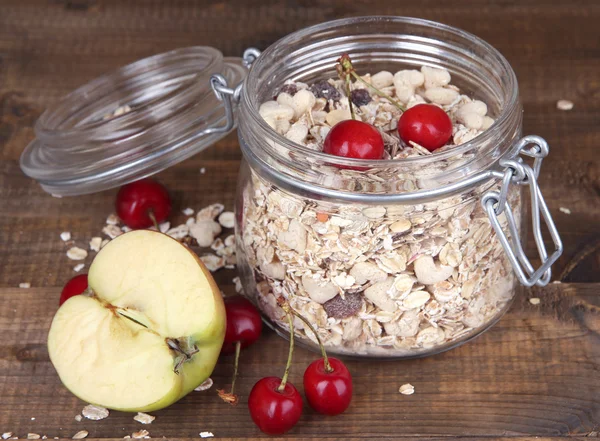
[237,60,523,357]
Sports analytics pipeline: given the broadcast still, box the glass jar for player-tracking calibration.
[234,17,562,358]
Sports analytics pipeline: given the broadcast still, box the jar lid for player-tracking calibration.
[20,46,247,196]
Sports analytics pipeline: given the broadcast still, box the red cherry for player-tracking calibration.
[59,274,88,306]
[115,179,171,229]
[398,104,452,152]
[222,296,263,354]
[248,377,303,435]
[304,357,352,416]
[323,120,384,160]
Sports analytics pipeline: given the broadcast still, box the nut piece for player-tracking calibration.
[421,66,451,89]
[196,203,224,221]
[279,219,307,253]
[217,211,235,229]
[529,297,541,305]
[189,220,222,247]
[364,277,397,312]
[371,71,394,89]
[200,255,226,273]
[301,274,338,304]
[260,261,285,280]
[106,214,119,225]
[413,255,454,285]
[72,432,88,440]
[349,261,387,285]
[131,430,149,439]
[82,404,109,420]
[399,383,415,395]
[326,108,352,126]
[424,87,459,105]
[133,412,155,425]
[67,247,88,261]
[194,377,213,391]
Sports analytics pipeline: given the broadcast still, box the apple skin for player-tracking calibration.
[48,231,226,412]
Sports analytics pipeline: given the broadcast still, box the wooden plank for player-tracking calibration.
[0,284,598,438]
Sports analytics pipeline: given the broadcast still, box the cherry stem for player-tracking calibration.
[338,53,405,112]
[277,305,295,393]
[147,209,160,231]
[281,301,333,374]
[338,63,356,120]
[217,340,241,405]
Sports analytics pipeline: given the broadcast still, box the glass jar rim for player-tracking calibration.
[241,15,520,169]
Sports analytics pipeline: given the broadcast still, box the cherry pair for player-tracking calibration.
[247,299,353,435]
[322,54,452,164]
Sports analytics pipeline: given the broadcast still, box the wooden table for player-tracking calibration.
[1,1,599,440]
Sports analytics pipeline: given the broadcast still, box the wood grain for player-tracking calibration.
[0,284,599,438]
[0,0,599,439]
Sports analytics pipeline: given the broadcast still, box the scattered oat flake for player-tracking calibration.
[559,207,571,214]
[27,435,40,440]
[67,247,88,260]
[133,413,155,425]
[200,167,206,174]
[106,214,119,225]
[556,99,574,111]
[199,432,214,438]
[89,237,102,252]
[3,433,13,439]
[218,211,235,229]
[74,263,85,272]
[102,225,122,239]
[131,430,150,439]
[182,208,194,216]
[529,297,541,305]
[194,377,213,391]
[200,254,225,272]
[82,404,109,420]
[19,282,31,289]
[399,383,415,395]
[74,414,82,422]
[72,431,88,440]
[60,232,72,242]
[41,437,47,440]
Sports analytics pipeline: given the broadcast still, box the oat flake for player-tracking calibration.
[194,377,213,391]
[399,383,415,395]
[72,431,88,440]
[133,413,155,425]
[2,434,13,440]
[19,282,31,289]
[199,432,214,438]
[182,208,194,216]
[27,435,40,440]
[73,263,85,272]
[529,297,541,305]
[556,99,574,111]
[82,404,109,420]
[60,232,72,242]
[74,415,82,422]
[89,237,102,252]
[218,211,235,229]
[106,214,119,225]
[559,207,571,214]
[131,430,150,439]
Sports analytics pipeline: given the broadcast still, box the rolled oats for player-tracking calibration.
[82,404,109,420]
[2,433,13,439]
[60,232,71,242]
[19,282,31,289]
[399,383,415,395]
[529,297,541,305]
[131,430,149,439]
[89,237,102,252]
[194,377,213,391]
[27,435,40,440]
[66,247,88,261]
[133,413,155,424]
[71,432,88,440]
[199,432,214,438]
[73,264,85,272]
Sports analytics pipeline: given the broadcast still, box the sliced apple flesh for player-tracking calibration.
[48,230,226,412]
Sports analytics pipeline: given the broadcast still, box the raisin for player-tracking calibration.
[310,80,341,101]
[323,292,363,319]
[350,89,372,107]
[279,83,298,96]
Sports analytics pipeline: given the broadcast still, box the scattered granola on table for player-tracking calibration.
[238,62,522,357]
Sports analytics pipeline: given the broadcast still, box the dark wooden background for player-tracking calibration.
[1,1,599,440]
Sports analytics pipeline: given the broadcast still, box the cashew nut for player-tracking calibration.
[393,70,425,103]
[424,87,459,105]
[413,255,454,285]
[290,89,316,119]
[371,71,394,89]
[364,277,398,312]
[285,121,309,144]
[189,220,222,247]
[421,66,451,89]
[301,274,339,304]
[349,261,387,285]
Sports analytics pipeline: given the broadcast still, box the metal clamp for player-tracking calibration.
[205,48,262,136]
[482,136,563,287]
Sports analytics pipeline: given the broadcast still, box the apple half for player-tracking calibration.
[48,230,226,412]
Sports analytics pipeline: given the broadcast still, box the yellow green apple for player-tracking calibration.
[48,230,226,411]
